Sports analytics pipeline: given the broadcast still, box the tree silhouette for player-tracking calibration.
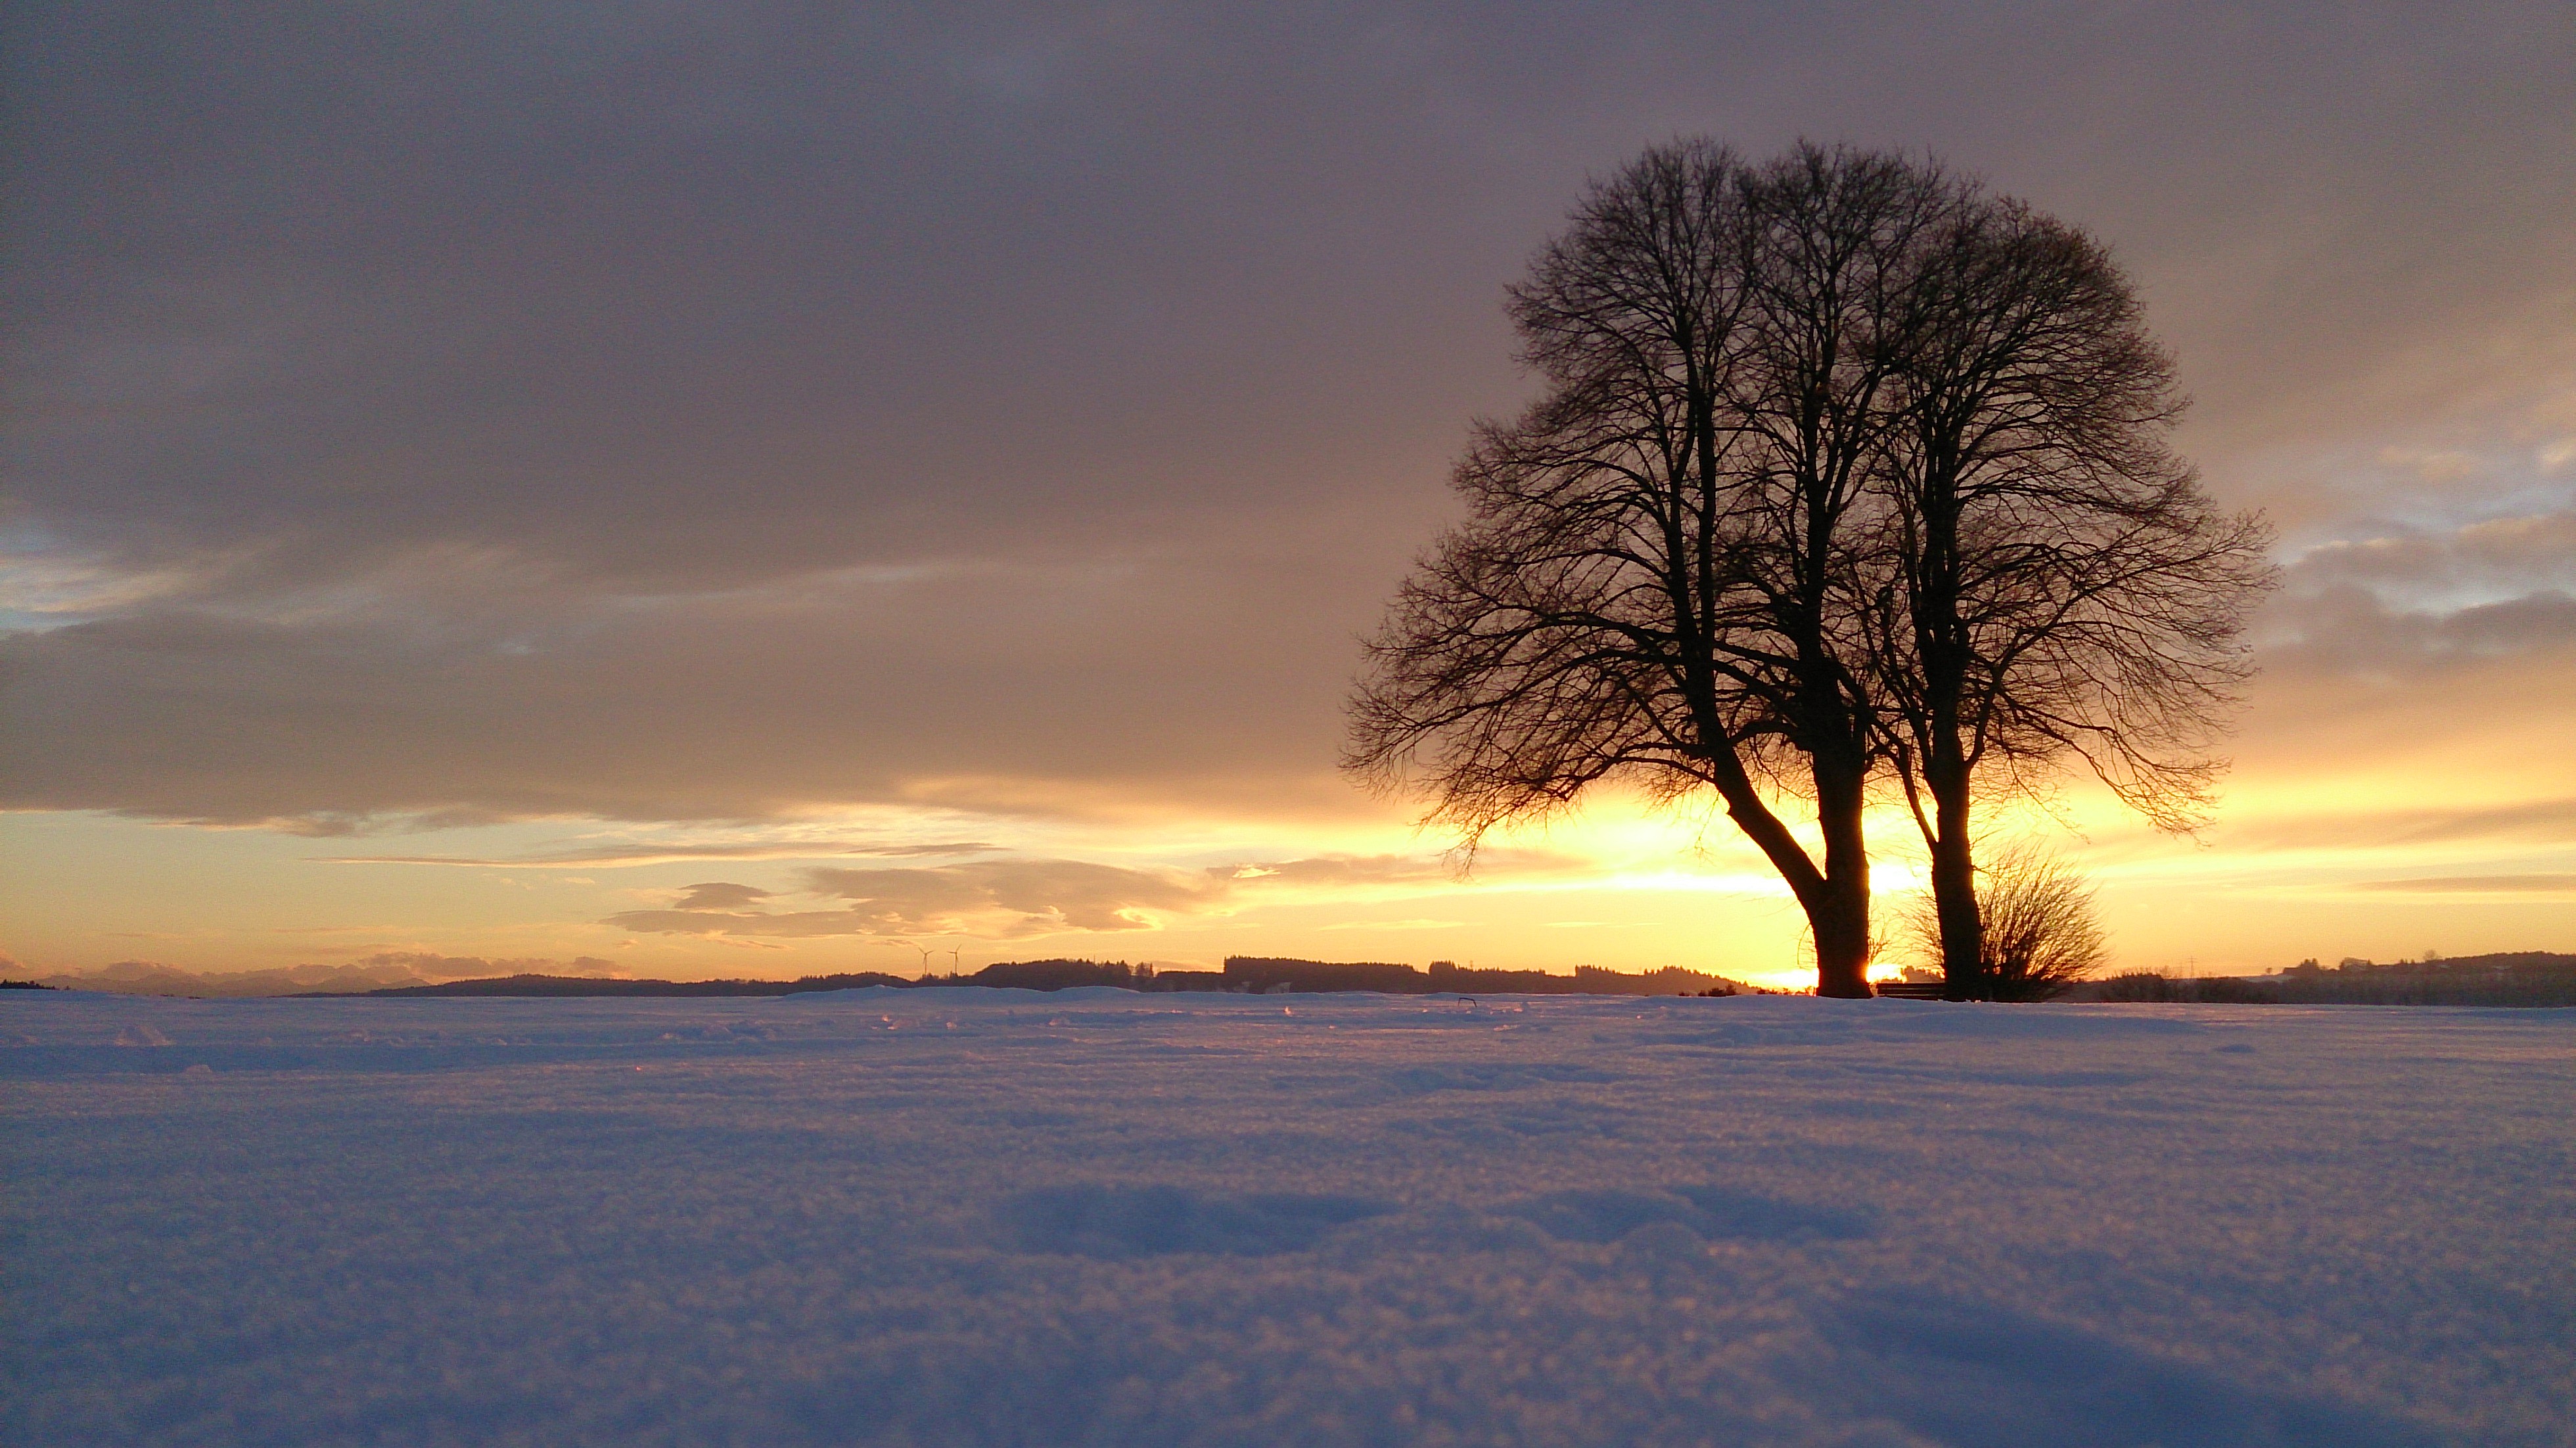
[1349,141,1950,996]
[1348,140,2269,997]
[1866,184,2272,987]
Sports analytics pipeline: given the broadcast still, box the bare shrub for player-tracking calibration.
[1902,841,2107,1000]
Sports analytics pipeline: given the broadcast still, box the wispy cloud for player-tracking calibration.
[1205,849,1591,890]
[322,840,1001,868]
[2360,874,2576,895]
[598,849,1605,941]
[2230,798,2576,851]
[34,951,630,996]
[607,859,1228,939]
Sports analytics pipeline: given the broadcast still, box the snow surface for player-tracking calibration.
[5,989,2569,1447]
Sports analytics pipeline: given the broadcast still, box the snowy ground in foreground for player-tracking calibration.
[5,991,2569,1447]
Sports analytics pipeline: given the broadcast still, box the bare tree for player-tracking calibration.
[1349,140,2270,999]
[1346,141,1958,997]
[1898,840,2108,1000]
[1865,192,2275,988]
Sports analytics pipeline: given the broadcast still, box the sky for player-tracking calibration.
[4,0,2571,987]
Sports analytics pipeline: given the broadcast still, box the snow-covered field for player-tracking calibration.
[5,989,2569,1447]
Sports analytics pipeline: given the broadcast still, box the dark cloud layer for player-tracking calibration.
[6,1,2571,828]
[0,543,1373,825]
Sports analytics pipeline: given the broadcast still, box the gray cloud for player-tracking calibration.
[7,1,2571,828]
[0,545,1371,826]
[20,4,2567,577]
[672,882,773,911]
[2255,509,2576,681]
[2263,586,2576,677]
[2276,510,2576,607]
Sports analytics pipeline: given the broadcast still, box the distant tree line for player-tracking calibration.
[933,956,1745,996]
[2065,952,2576,1007]
[350,957,1751,999]
[72,950,2575,1003]
[1215,957,1743,996]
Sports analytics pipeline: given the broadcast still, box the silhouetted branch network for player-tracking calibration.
[1347,139,2273,996]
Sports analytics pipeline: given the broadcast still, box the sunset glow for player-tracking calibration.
[3,3,2568,990]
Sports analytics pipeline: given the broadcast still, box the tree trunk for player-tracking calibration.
[1809,884,1874,997]
[1810,758,1876,998]
[1913,463,1985,1000]
[1705,744,1874,997]
[1925,760,1985,999]
[1929,819,1983,1000]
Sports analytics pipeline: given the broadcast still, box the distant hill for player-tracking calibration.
[2263,951,2576,1005]
[2286,950,2575,976]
